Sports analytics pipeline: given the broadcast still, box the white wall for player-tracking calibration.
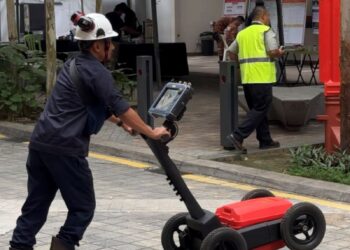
[175,0,223,53]
[101,0,126,15]
[55,1,95,37]
[0,0,96,40]
[156,0,176,43]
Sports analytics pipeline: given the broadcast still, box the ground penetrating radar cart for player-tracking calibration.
[143,82,326,250]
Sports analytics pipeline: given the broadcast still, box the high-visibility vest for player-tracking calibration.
[236,24,276,84]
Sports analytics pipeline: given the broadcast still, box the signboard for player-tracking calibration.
[247,0,307,45]
[282,0,307,45]
[224,0,246,16]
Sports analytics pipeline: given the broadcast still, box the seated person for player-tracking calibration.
[213,16,245,60]
[105,9,124,40]
[106,3,141,39]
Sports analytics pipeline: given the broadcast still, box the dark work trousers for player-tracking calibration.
[10,149,96,249]
[234,84,273,144]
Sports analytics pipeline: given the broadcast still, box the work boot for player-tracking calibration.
[259,140,280,150]
[50,237,75,250]
[227,133,247,153]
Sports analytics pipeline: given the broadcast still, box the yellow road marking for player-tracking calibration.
[0,133,7,139]
[183,174,350,211]
[89,152,150,169]
[84,151,350,211]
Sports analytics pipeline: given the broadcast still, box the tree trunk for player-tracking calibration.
[6,0,17,43]
[340,0,350,150]
[45,0,57,96]
[96,0,102,13]
[81,0,84,13]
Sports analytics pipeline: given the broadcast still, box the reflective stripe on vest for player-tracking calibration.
[239,57,274,64]
[236,24,276,84]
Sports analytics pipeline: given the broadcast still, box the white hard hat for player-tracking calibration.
[74,13,119,41]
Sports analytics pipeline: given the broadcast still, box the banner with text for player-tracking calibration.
[224,0,246,17]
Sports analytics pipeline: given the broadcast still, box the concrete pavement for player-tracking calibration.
[0,55,348,204]
[1,138,350,249]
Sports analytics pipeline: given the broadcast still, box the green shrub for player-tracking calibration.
[0,43,46,120]
[289,145,350,185]
[111,69,137,102]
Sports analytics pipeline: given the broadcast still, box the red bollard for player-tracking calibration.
[317,97,340,152]
[317,0,341,153]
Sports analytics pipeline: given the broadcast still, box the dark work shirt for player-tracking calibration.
[29,52,130,157]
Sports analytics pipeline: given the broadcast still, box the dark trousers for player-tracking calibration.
[234,84,273,144]
[10,149,96,248]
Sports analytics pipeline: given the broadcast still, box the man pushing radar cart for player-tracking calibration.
[144,81,326,250]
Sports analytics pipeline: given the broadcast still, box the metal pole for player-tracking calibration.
[276,0,284,45]
[80,0,84,13]
[275,0,286,83]
[219,61,239,149]
[245,0,251,20]
[137,56,154,126]
[151,0,162,88]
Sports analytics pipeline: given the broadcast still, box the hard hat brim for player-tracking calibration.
[74,30,119,41]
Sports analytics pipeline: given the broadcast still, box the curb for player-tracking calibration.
[0,123,350,203]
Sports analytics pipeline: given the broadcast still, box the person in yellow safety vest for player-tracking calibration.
[226,6,284,151]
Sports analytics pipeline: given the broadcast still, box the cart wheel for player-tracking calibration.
[241,189,275,201]
[161,212,191,250]
[280,202,326,250]
[200,227,247,250]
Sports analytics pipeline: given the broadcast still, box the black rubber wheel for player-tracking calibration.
[200,227,248,250]
[161,212,190,250]
[241,189,275,201]
[280,202,326,250]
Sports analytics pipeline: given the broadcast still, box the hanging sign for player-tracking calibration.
[224,0,246,16]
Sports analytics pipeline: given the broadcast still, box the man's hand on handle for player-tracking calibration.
[117,108,171,140]
[150,126,170,140]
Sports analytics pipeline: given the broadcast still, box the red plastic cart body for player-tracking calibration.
[216,197,293,250]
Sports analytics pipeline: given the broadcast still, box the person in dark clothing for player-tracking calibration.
[106,3,141,38]
[9,13,169,250]
[105,10,124,38]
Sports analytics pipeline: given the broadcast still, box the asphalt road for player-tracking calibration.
[0,137,349,250]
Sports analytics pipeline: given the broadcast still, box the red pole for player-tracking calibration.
[317,0,341,152]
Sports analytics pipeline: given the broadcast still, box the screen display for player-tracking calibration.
[154,88,179,112]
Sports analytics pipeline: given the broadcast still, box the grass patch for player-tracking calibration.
[287,165,350,185]
[216,146,350,185]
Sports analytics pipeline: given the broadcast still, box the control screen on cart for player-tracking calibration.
[154,88,179,112]
[149,82,193,121]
